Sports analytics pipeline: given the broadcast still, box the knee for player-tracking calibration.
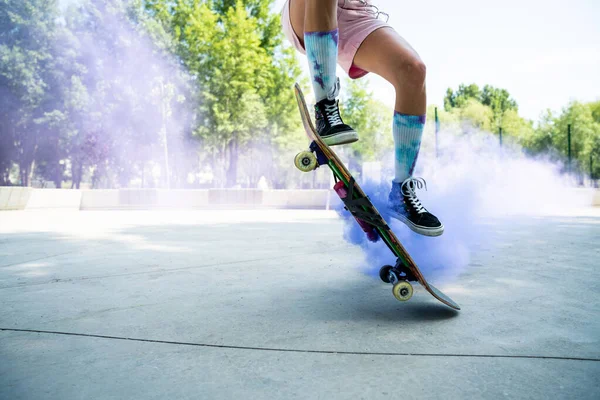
[392,58,426,89]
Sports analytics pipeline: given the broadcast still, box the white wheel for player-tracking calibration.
[392,281,413,301]
[294,151,317,172]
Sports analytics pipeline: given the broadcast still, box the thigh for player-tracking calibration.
[289,0,340,45]
[352,27,424,87]
[288,0,306,46]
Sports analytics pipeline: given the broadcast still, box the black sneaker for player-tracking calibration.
[388,178,444,237]
[314,80,358,146]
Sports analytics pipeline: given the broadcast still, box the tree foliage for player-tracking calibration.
[340,78,392,163]
[0,0,60,185]
[443,83,599,179]
[0,0,303,188]
[143,0,301,187]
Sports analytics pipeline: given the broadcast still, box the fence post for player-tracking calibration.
[434,107,439,158]
[567,124,572,173]
[499,127,503,147]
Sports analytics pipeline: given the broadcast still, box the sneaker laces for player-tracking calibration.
[324,78,343,126]
[324,101,343,126]
[401,177,428,214]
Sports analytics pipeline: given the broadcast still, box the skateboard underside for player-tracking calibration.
[293,83,460,310]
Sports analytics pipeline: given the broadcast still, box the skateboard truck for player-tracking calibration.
[379,259,417,301]
[310,142,328,167]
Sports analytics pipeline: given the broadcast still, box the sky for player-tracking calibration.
[275,0,600,121]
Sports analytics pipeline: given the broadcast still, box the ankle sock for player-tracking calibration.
[393,112,425,182]
[304,29,338,102]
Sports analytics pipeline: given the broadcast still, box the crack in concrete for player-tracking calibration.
[0,251,81,269]
[2,328,599,362]
[0,246,351,290]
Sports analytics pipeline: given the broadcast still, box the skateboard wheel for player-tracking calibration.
[379,265,393,283]
[294,151,317,172]
[392,281,413,301]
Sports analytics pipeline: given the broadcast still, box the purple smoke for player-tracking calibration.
[335,126,589,284]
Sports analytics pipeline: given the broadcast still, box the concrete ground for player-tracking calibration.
[0,209,599,400]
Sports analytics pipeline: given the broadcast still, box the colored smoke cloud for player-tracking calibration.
[336,127,591,284]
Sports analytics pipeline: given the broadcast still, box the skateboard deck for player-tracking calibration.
[293,83,460,310]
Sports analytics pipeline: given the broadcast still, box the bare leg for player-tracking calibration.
[353,27,443,236]
[288,0,358,145]
[353,27,427,115]
[289,0,337,41]
[290,0,339,100]
[305,0,337,32]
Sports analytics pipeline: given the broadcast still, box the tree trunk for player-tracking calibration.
[28,158,36,187]
[75,167,82,189]
[225,139,238,188]
[19,162,29,187]
[72,162,83,189]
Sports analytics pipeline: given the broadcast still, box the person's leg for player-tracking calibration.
[288,0,357,145]
[353,27,443,236]
[303,0,338,100]
[290,0,337,99]
[354,27,426,179]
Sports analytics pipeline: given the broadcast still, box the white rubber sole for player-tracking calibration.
[321,130,359,146]
[389,212,445,237]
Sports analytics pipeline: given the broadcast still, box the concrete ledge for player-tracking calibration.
[81,189,211,210]
[262,189,335,209]
[80,190,120,210]
[158,190,210,208]
[25,189,82,210]
[0,187,33,210]
[208,189,262,206]
[118,189,158,208]
[80,189,334,210]
[569,188,599,207]
[3,187,600,211]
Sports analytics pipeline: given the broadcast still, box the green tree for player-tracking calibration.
[58,0,192,189]
[144,0,302,187]
[341,78,392,163]
[0,0,60,186]
[552,102,600,177]
[523,109,555,154]
[445,83,519,131]
[443,83,532,148]
[453,98,494,132]
[481,85,518,116]
[501,108,535,144]
[444,83,481,111]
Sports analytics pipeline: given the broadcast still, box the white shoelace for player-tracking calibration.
[401,177,428,214]
[324,102,343,126]
[323,78,343,126]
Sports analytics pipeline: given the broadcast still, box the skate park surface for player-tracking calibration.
[1,208,599,399]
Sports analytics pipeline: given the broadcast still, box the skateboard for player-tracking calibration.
[293,83,460,310]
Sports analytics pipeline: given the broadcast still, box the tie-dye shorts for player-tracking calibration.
[281,0,391,79]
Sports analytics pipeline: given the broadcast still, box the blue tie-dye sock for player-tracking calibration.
[393,112,425,183]
[304,29,338,101]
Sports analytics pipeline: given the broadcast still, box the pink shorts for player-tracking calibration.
[281,0,390,79]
